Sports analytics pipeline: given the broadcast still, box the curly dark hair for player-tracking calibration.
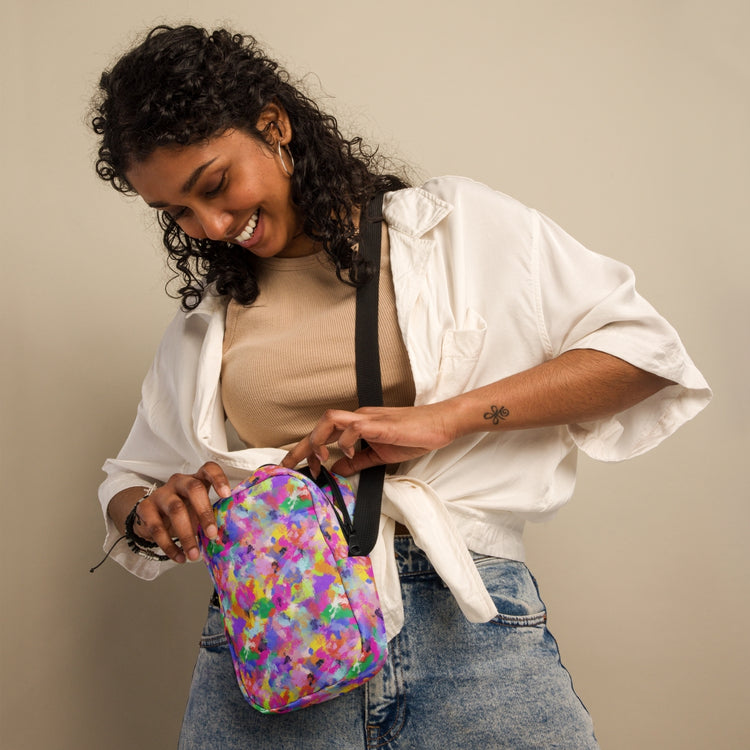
[91,25,409,309]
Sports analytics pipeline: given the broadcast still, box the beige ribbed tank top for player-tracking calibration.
[221,227,416,453]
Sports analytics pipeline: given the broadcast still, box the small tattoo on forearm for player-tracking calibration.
[484,405,510,424]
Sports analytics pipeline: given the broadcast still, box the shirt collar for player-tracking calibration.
[383,185,452,238]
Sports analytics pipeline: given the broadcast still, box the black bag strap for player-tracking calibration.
[349,192,386,557]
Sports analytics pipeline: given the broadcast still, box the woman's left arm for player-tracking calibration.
[282,348,673,476]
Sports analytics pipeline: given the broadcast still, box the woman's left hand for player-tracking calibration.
[281,404,457,476]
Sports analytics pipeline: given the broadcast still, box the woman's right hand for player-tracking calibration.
[108,461,232,564]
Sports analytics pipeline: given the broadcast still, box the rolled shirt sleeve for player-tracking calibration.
[97,367,196,580]
[533,209,711,460]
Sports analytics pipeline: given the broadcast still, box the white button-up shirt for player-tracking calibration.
[98,177,711,638]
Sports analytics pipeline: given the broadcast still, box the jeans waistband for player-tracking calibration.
[394,535,436,576]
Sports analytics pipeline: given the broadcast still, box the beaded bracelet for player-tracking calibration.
[89,484,171,572]
[124,484,180,561]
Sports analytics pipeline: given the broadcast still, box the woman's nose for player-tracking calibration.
[197,207,234,241]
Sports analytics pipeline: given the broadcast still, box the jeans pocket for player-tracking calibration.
[199,605,229,650]
[474,557,548,628]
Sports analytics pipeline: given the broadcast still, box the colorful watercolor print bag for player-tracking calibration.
[198,464,387,714]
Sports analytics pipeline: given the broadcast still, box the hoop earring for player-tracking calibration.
[277,140,294,178]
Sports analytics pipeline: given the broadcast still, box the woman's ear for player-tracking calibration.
[255,102,292,145]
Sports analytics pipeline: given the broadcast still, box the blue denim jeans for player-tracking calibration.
[179,537,598,749]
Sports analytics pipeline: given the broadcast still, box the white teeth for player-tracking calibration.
[235,210,259,242]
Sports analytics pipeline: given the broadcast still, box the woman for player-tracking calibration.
[92,25,710,749]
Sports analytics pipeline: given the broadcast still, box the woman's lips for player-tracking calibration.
[233,209,260,245]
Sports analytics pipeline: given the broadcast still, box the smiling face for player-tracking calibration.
[125,106,316,259]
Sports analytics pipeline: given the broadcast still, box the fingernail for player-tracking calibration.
[176,552,187,564]
[188,548,200,562]
[207,524,218,539]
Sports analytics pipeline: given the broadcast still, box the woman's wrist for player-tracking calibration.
[123,486,173,561]
[439,390,511,441]
[123,484,157,547]
[107,485,157,536]
[93,484,167,572]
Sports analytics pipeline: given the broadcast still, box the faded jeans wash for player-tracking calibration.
[179,537,598,749]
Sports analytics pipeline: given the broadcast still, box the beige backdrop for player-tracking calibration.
[2,1,748,748]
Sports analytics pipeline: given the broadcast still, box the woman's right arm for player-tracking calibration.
[107,462,232,564]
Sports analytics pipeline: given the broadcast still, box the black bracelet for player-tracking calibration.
[89,485,170,572]
[124,485,176,562]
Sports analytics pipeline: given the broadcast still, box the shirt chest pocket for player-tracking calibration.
[431,308,487,401]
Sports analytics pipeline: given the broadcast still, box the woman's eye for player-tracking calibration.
[165,207,188,221]
[205,174,226,198]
